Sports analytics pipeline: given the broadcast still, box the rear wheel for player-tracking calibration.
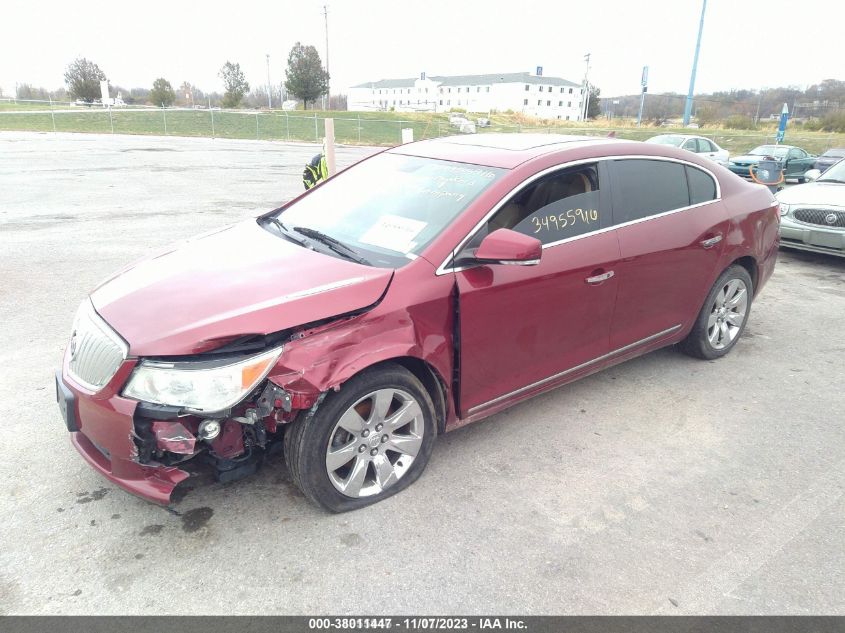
[680,265,753,360]
[284,364,436,512]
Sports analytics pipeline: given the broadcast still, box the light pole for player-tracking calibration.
[581,53,591,121]
[323,3,330,110]
[683,0,707,126]
[637,65,648,127]
[266,54,272,109]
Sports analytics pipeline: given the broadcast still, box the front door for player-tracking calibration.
[453,162,621,415]
[786,148,812,178]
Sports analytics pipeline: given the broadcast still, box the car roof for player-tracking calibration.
[390,133,623,169]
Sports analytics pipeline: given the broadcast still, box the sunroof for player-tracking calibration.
[437,133,600,151]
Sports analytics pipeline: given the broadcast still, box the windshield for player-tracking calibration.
[749,145,789,158]
[821,149,845,158]
[273,154,505,267]
[646,135,684,147]
[818,159,845,182]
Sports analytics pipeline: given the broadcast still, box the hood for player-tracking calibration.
[91,220,393,356]
[776,181,845,207]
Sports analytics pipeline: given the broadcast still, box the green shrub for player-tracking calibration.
[819,111,845,133]
[723,114,756,130]
[801,118,824,131]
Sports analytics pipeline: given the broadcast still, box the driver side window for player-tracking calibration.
[467,163,604,249]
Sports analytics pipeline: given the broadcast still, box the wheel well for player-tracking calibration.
[732,256,758,293]
[385,357,448,434]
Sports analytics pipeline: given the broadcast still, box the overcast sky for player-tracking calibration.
[3,0,843,100]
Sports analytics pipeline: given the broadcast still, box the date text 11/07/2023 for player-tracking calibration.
[530,208,599,234]
[307,617,528,630]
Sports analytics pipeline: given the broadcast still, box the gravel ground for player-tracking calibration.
[0,131,842,615]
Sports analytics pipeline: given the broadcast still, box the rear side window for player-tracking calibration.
[686,166,717,205]
[610,159,689,224]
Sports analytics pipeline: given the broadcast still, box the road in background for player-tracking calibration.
[0,132,843,615]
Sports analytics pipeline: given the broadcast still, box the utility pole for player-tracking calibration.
[683,0,707,126]
[754,87,765,125]
[637,66,648,127]
[581,53,591,121]
[323,3,330,110]
[266,54,272,109]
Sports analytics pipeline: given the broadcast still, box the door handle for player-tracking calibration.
[700,234,723,249]
[585,270,614,285]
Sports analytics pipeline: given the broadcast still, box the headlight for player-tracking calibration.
[122,346,283,412]
[778,203,791,216]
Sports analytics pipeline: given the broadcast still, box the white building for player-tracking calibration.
[348,71,584,121]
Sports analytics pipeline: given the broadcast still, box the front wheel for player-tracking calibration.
[284,364,437,512]
[680,265,753,360]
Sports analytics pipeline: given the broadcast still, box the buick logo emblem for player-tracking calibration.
[826,213,838,225]
[69,331,78,359]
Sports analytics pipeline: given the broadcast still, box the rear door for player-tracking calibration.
[607,158,728,350]
[697,138,718,160]
[454,162,621,415]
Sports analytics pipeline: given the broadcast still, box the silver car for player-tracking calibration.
[777,159,845,257]
[646,134,730,166]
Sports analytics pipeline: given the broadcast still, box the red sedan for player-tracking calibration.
[56,134,779,512]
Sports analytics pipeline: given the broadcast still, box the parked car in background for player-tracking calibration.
[728,145,816,182]
[646,134,730,166]
[56,134,778,512]
[448,114,476,134]
[777,158,845,257]
[813,148,845,173]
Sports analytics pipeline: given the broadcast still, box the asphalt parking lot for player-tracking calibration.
[0,131,843,615]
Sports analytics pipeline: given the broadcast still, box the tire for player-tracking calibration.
[680,265,753,360]
[284,363,437,512]
[797,177,806,184]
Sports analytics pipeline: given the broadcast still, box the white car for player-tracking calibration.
[776,159,845,258]
[646,134,730,166]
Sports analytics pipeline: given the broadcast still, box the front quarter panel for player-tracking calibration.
[265,258,457,422]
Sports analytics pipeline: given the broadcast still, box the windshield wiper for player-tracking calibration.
[820,178,845,184]
[264,216,309,247]
[292,226,370,265]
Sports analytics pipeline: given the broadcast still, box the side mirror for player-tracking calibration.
[804,169,821,182]
[474,229,542,266]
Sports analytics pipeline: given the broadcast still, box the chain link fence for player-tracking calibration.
[0,99,841,155]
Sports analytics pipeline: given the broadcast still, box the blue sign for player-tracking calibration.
[776,103,789,144]
[536,66,543,77]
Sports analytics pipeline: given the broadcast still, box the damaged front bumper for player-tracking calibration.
[57,363,190,505]
[57,344,300,505]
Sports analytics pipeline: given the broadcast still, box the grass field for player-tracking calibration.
[1,104,843,155]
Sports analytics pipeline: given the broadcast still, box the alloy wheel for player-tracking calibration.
[707,278,748,349]
[325,388,424,498]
